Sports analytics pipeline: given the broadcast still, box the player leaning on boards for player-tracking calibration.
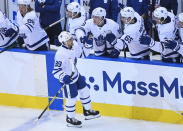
[52,31,100,128]
[157,13,183,57]
[139,7,181,63]
[111,7,150,59]
[0,11,19,49]
[17,0,49,51]
[64,2,92,56]
[75,7,122,57]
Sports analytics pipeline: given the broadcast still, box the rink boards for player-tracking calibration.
[0,49,183,124]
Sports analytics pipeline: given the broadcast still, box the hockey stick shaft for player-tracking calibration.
[44,17,65,30]
[37,84,66,120]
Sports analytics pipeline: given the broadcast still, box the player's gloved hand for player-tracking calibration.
[80,36,93,48]
[109,48,120,58]
[139,35,154,47]
[105,33,116,44]
[4,28,17,37]
[63,75,72,84]
[163,40,180,51]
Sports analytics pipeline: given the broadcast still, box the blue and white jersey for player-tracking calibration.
[17,10,49,51]
[52,40,87,84]
[68,7,88,37]
[150,41,180,59]
[156,12,177,41]
[0,11,19,48]
[78,18,121,56]
[115,12,150,59]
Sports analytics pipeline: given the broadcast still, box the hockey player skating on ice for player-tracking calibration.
[0,11,19,48]
[111,7,150,59]
[17,0,49,51]
[76,7,122,57]
[139,7,181,63]
[52,31,100,128]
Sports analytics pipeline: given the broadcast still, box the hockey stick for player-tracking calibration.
[44,17,65,31]
[36,84,66,121]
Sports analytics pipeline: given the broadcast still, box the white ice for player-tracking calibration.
[0,106,183,131]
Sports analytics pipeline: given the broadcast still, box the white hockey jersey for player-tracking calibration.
[17,10,49,50]
[68,7,88,36]
[0,11,19,48]
[78,18,121,56]
[149,40,180,59]
[52,40,87,84]
[115,12,150,59]
[156,12,177,41]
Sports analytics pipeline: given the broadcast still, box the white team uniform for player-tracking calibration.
[156,12,177,41]
[53,40,85,84]
[17,10,49,50]
[67,7,90,56]
[115,12,150,59]
[0,11,19,48]
[77,18,121,56]
[150,12,180,62]
[52,40,92,119]
[67,7,88,36]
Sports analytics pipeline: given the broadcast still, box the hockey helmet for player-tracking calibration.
[120,7,135,19]
[153,7,168,20]
[178,13,183,22]
[38,0,46,3]
[58,31,72,44]
[18,0,31,5]
[92,7,106,18]
[67,2,81,14]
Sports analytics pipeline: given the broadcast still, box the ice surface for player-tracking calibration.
[0,106,183,131]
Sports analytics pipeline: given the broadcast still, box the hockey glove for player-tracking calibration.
[109,48,120,58]
[4,28,17,37]
[63,75,72,84]
[105,33,116,44]
[139,35,154,47]
[80,36,93,49]
[163,40,180,51]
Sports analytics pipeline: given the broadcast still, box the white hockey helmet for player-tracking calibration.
[153,7,168,20]
[38,0,46,3]
[178,13,183,22]
[120,7,135,19]
[92,7,106,18]
[58,31,72,43]
[67,2,81,14]
[18,0,31,5]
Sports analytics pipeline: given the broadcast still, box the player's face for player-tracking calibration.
[121,17,130,24]
[18,4,27,16]
[93,16,103,25]
[65,38,74,49]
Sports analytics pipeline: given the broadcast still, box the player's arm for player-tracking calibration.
[19,14,35,36]
[162,40,183,56]
[139,35,163,53]
[52,53,72,84]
